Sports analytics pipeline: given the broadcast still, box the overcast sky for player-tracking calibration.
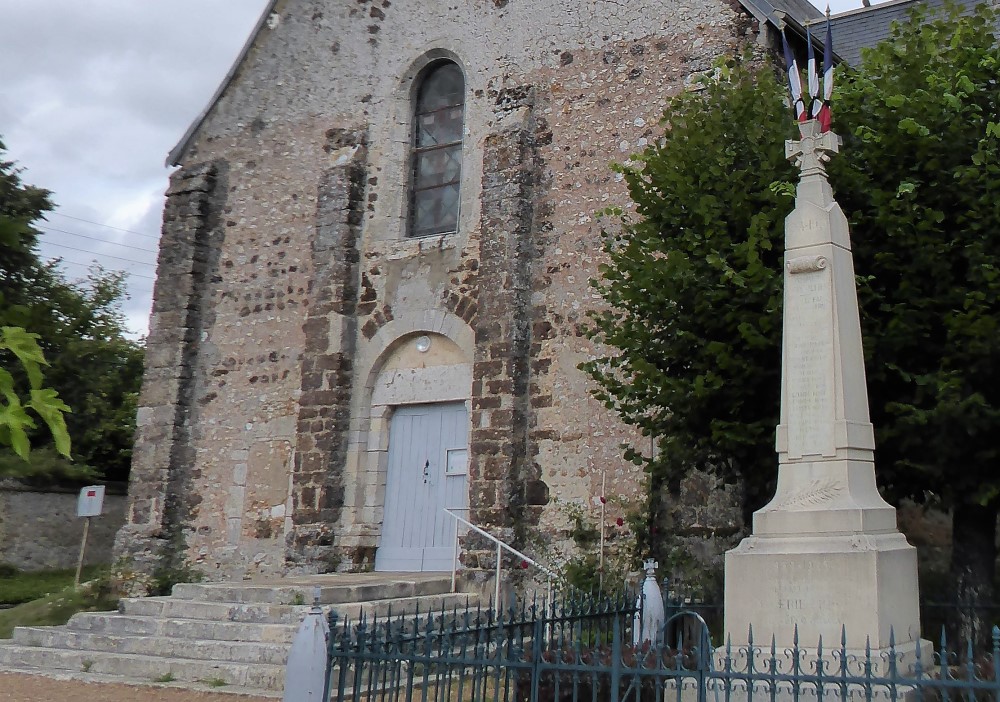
[0,0,861,339]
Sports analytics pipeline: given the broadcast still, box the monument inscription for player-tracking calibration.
[784,265,836,458]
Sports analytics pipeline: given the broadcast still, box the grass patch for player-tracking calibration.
[0,578,118,638]
[154,672,176,683]
[0,565,105,606]
[203,677,228,688]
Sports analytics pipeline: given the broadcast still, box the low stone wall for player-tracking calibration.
[0,483,127,571]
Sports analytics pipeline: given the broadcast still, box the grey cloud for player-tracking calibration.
[0,1,269,337]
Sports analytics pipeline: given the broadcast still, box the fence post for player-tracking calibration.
[531,617,543,702]
[495,541,502,611]
[611,617,622,702]
[322,610,338,702]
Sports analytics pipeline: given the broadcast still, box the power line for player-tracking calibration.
[48,211,160,241]
[38,240,157,268]
[39,226,159,255]
[46,258,157,282]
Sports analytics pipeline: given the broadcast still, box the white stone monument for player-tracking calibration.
[723,121,928,670]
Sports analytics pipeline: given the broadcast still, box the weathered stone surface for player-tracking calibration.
[117,0,761,580]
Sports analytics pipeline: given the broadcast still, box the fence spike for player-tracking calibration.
[771,632,778,675]
[965,631,975,680]
[993,626,1000,683]
[865,634,872,678]
[887,627,898,679]
[914,627,924,679]
[817,634,824,676]
[837,625,848,678]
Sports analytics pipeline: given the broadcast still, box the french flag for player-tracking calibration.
[782,27,808,122]
[816,12,835,132]
[807,24,820,117]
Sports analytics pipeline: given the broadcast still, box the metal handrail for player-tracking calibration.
[443,507,558,608]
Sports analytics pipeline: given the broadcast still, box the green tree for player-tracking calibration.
[583,61,793,534]
[0,325,72,462]
[0,139,143,481]
[584,4,1000,643]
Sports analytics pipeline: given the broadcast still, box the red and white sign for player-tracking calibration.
[77,485,105,518]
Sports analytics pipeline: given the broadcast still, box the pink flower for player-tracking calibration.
[616,517,624,527]
[521,560,529,569]
[599,496,607,504]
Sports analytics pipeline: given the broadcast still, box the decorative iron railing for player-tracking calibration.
[325,593,1000,702]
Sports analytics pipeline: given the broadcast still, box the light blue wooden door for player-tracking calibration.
[375,403,468,572]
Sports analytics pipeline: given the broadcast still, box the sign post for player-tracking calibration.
[75,486,105,588]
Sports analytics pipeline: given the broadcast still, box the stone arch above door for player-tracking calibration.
[336,310,473,571]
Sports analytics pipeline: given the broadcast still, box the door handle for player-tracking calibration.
[423,459,430,484]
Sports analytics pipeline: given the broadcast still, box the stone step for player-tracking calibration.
[12,627,291,665]
[117,596,303,623]
[66,612,298,642]
[117,591,474,625]
[3,573,475,695]
[0,643,287,690]
[171,574,454,604]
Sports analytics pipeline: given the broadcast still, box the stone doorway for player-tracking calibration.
[375,402,468,572]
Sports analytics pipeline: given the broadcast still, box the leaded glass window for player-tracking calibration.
[409,61,465,238]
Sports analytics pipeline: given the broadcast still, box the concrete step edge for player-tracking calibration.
[11,627,292,664]
[0,642,286,689]
[0,663,283,698]
[172,576,457,604]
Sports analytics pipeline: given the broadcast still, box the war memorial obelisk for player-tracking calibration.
[723,120,928,666]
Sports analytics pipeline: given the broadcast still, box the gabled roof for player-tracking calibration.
[167,0,279,166]
[822,0,983,65]
[166,0,822,166]
[741,0,824,29]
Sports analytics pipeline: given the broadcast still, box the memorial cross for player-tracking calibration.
[784,124,839,178]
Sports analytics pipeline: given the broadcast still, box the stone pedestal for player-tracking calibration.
[723,122,928,671]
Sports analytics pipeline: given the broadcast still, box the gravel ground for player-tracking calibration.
[0,672,278,701]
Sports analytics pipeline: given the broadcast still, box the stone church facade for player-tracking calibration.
[114,0,823,582]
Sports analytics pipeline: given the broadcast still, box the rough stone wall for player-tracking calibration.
[509,27,758,571]
[0,485,127,571]
[176,123,331,579]
[287,128,368,572]
[117,0,762,580]
[114,161,227,576]
[464,101,550,574]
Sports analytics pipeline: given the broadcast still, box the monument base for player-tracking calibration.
[724,530,928,673]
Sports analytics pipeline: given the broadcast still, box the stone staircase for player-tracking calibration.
[0,573,474,696]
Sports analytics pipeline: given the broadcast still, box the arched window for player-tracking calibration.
[409,61,465,238]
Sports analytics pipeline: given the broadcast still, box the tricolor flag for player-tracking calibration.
[816,11,835,132]
[807,25,820,117]
[781,28,807,122]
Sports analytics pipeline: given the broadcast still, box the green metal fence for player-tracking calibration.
[325,594,1000,702]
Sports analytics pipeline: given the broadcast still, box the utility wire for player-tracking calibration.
[46,258,156,282]
[39,226,159,255]
[48,211,160,240]
[38,240,157,268]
